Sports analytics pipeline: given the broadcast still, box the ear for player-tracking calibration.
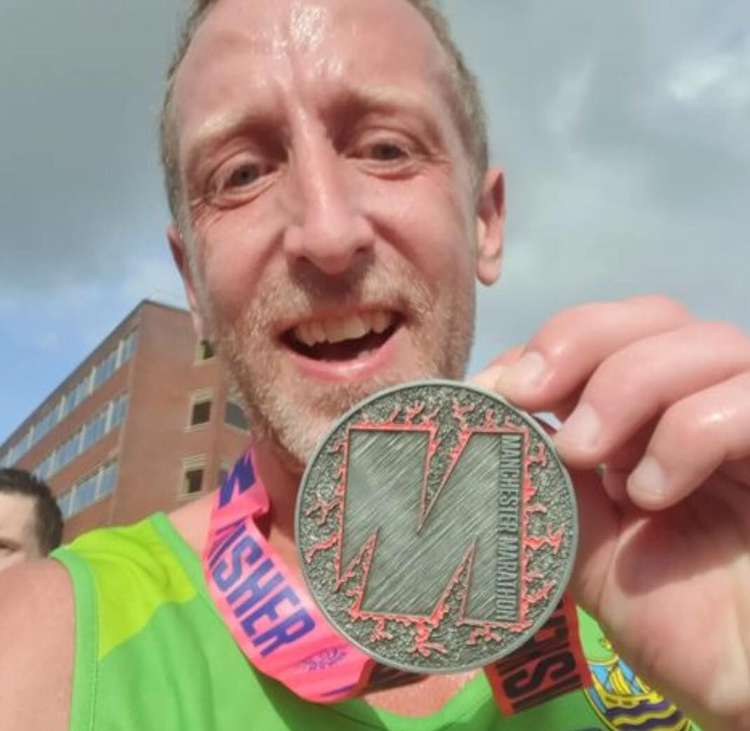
[167,223,208,342]
[474,167,505,286]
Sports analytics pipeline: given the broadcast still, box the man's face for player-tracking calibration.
[0,493,39,572]
[170,0,503,466]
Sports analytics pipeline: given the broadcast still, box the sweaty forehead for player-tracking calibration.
[173,0,454,142]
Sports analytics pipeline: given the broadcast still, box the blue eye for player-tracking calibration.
[227,163,262,188]
[369,142,406,161]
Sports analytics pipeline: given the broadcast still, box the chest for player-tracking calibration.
[363,671,479,716]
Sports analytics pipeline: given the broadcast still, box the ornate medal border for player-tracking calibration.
[295,380,579,674]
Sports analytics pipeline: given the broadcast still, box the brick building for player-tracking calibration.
[0,300,250,541]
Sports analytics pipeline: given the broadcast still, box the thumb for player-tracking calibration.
[568,465,619,619]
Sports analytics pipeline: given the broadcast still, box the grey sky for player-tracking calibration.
[1,0,748,443]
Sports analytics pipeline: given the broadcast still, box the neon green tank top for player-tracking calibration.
[52,514,695,731]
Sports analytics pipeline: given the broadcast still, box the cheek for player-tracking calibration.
[367,177,475,285]
[196,208,277,325]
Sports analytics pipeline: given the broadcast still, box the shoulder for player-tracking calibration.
[0,559,73,731]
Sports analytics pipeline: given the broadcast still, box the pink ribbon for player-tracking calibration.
[203,448,589,708]
[203,449,409,701]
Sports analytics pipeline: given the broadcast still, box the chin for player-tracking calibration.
[211,272,475,468]
[257,369,423,468]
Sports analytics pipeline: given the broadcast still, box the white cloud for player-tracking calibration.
[1,0,748,441]
[667,38,750,108]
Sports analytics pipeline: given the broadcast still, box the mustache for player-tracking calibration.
[222,259,433,334]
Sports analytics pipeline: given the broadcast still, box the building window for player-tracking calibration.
[62,376,90,420]
[58,460,119,520]
[33,405,59,447]
[34,338,129,444]
[111,394,129,429]
[72,472,98,515]
[36,453,55,481]
[57,492,73,520]
[184,468,204,494]
[224,401,249,431]
[93,349,117,390]
[190,399,212,427]
[81,408,108,452]
[55,429,83,474]
[197,340,215,361]
[32,393,128,480]
[188,390,213,428]
[182,456,207,496]
[99,460,118,498]
[182,455,206,496]
[4,429,34,465]
[120,331,137,366]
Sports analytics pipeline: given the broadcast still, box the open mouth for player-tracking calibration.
[282,310,402,362]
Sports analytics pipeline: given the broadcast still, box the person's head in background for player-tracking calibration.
[0,469,63,571]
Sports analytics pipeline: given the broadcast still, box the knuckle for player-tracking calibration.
[529,296,699,368]
[532,301,608,359]
[588,349,645,401]
[691,320,747,346]
[627,293,691,322]
[528,313,576,360]
[656,399,706,449]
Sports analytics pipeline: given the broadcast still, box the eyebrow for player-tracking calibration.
[182,110,279,185]
[325,85,446,136]
[181,84,446,181]
[332,85,439,117]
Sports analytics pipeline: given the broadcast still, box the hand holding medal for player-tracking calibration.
[296,380,588,708]
[205,380,589,712]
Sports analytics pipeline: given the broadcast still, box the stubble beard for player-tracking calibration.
[211,261,476,473]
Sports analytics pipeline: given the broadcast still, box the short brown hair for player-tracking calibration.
[159,0,489,221]
[0,469,63,555]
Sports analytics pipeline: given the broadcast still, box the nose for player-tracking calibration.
[282,137,374,276]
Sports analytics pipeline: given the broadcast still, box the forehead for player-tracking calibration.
[0,493,36,544]
[173,0,455,149]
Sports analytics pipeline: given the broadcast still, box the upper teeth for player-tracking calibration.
[293,311,394,347]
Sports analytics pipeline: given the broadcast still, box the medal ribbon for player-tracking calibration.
[203,448,590,708]
[203,448,378,702]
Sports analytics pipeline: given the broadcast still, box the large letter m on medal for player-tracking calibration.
[339,426,524,625]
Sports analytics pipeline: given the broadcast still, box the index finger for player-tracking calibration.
[492,295,693,413]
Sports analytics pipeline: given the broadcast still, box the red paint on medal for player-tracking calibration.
[303,399,566,660]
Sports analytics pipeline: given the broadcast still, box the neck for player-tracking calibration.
[169,432,304,558]
[252,435,303,541]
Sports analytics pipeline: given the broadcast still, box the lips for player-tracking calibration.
[282,309,401,363]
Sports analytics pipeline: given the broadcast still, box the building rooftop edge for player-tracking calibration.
[0,299,190,452]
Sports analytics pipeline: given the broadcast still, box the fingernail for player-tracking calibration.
[499,352,547,392]
[472,363,506,392]
[557,403,601,451]
[628,456,668,507]
[491,365,508,394]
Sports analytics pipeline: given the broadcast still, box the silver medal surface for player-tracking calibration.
[295,380,578,674]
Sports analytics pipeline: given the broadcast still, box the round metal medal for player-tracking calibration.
[295,380,578,674]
